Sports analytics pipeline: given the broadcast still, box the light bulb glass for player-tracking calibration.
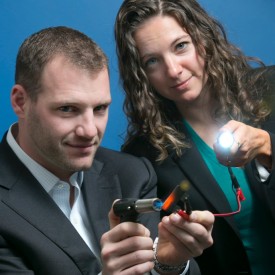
[218,132,234,149]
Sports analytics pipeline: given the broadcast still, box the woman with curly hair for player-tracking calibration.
[115,0,275,274]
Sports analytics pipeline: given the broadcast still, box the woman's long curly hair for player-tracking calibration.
[115,0,270,161]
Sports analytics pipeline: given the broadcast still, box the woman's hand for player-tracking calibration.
[214,120,272,169]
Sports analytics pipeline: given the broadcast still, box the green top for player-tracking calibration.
[184,120,275,274]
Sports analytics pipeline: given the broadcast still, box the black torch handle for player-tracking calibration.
[113,198,139,222]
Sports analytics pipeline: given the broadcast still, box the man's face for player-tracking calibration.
[18,56,111,181]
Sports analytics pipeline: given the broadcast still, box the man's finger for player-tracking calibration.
[189,210,215,231]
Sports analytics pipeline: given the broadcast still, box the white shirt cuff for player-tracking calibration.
[255,159,270,182]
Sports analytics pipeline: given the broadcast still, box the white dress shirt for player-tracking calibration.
[7,124,191,274]
[6,124,98,258]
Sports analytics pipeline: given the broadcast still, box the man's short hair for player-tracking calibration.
[15,26,108,100]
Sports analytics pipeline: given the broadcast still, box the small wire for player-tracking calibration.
[213,187,245,217]
[213,167,246,217]
[168,168,246,220]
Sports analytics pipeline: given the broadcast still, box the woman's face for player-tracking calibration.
[134,15,207,106]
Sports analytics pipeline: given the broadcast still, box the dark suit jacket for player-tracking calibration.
[0,135,201,275]
[123,66,275,275]
[0,136,160,275]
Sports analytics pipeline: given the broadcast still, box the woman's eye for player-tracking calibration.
[176,42,187,50]
[144,57,157,68]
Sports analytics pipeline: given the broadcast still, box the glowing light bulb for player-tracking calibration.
[218,132,234,149]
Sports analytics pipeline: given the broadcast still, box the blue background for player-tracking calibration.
[1,0,274,150]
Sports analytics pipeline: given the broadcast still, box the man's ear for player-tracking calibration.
[11,84,29,118]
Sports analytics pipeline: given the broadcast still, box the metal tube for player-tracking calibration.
[135,198,163,213]
[113,198,162,222]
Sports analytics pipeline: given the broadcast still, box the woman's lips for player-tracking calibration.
[171,76,192,89]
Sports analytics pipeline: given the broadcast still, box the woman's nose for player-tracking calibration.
[165,56,182,78]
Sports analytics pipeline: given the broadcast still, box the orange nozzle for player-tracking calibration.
[162,181,190,211]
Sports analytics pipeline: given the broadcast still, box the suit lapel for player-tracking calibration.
[1,138,100,274]
[82,158,123,261]
[176,146,232,213]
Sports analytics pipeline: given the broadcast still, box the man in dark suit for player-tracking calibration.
[0,26,214,274]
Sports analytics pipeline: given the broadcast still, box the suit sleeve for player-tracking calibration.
[259,132,275,220]
[0,236,34,274]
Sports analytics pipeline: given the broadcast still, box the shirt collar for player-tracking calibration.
[6,123,83,192]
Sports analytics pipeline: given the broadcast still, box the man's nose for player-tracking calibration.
[75,113,97,138]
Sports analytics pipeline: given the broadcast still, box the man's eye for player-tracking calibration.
[59,106,75,112]
[94,105,108,112]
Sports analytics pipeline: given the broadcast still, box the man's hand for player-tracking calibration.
[100,203,154,275]
[156,210,214,266]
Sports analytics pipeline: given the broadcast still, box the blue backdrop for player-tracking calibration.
[1,0,274,150]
